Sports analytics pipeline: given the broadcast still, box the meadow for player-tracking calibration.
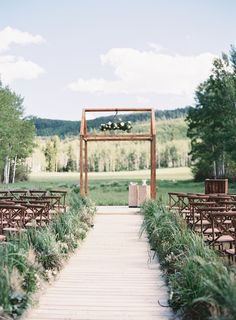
[1,167,236,205]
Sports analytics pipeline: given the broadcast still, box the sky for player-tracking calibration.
[0,0,235,120]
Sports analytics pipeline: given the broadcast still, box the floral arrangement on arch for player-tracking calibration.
[99,112,132,132]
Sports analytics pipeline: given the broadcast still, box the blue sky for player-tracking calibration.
[0,0,235,120]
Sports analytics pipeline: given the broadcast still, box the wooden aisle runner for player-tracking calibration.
[25,207,173,320]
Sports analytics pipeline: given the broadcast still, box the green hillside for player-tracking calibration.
[31,107,190,137]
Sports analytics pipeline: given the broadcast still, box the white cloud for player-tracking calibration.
[0,26,45,52]
[68,47,216,98]
[0,55,44,83]
[0,26,45,84]
[148,43,166,52]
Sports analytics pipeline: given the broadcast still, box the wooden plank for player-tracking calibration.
[85,135,152,142]
[80,109,85,135]
[86,134,152,138]
[151,108,156,135]
[25,209,173,320]
[79,136,84,196]
[150,136,157,199]
[84,107,152,112]
[84,140,88,195]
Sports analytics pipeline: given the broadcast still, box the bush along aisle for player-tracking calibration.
[141,200,236,320]
[0,189,96,319]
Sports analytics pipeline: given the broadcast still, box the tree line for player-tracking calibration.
[27,118,190,173]
[187,46,236,180]
[31,108,189,137]
[0,83,35,183]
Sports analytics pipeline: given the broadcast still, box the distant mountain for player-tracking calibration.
[30,107,190,137]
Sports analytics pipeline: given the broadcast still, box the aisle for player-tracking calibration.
[25,207,173,320]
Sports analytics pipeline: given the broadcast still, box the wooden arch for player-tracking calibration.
[79,108,156,199]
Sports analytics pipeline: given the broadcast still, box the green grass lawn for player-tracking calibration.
[1,167,236,205]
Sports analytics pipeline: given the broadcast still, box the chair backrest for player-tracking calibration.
[0,204,26,230]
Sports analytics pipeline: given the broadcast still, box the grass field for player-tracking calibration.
[1,167,236,205]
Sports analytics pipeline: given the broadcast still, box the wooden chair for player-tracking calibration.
[20,195,42,202]
[41,196,61,212]
[168,192,185,211]
[28,190,48,198]
[196,206,227,238]
[9,190,28,199]
[0,191,9,197]
[0,204,26,234]
[208,194,231,205]
[168,192,189,216]
[218,201,236,211]
[24,204,50,227]
[0,196,14,201]
[225,219,236,262]
[208,211,236,252]
[49,190,67,212]
[187,201,216,230]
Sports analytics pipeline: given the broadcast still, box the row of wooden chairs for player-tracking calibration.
[0,189,67,242]
[168,192,236,262]
[0,189,67,212]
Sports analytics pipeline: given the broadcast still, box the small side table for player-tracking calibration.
[138,185,150,206]
[128,185,139,207]
[128,184,150,207]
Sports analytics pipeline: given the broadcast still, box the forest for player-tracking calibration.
[0,83,35,183]
[31,107,189,137]
[27,118,190,173]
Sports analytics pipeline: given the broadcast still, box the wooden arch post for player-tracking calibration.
[79,108,156,199]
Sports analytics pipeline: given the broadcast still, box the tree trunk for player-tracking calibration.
[213,160,217,179]
[12,155,17,184]
[222,152,225,177]
[216,152,225,179]
[3,156,10,184]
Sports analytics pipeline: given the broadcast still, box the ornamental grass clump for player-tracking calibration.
[141,199,236,320]
[26,227,62,271]
[0,240,37,318]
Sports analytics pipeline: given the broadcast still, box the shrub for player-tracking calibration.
[26,227,62,270]
[142,200,236,320]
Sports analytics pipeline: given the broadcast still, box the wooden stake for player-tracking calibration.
[150,135,156,199]
[84,140,88,195]
[84,107,152,112]
[80,136,84,196]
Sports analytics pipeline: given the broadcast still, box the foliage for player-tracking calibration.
[14,162,30,181]
[186,46,236,180]
[44,136,60,172]
[142,200,236,319]
[63,145,77,172]
[0,190,95,318]
[28,118,190,173]
[0,82,35,183]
